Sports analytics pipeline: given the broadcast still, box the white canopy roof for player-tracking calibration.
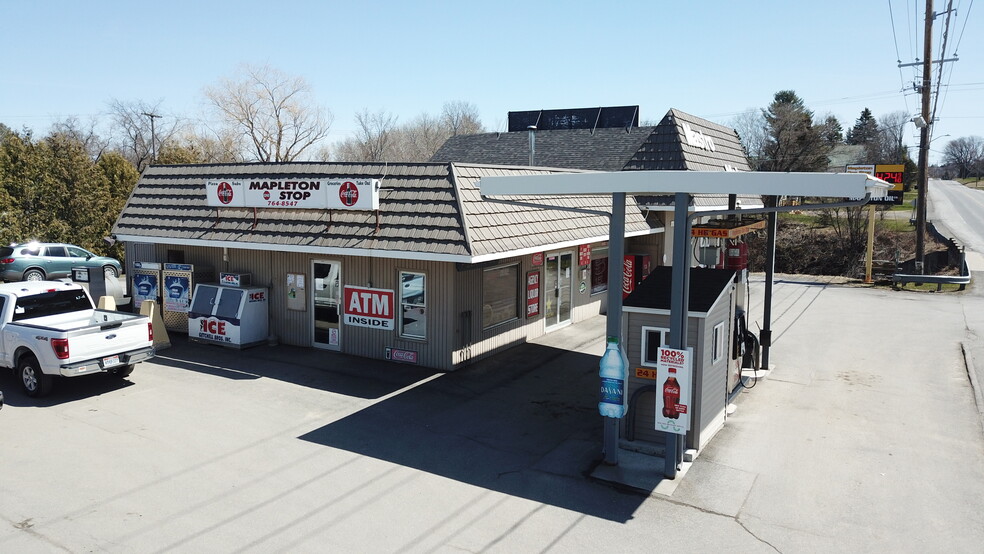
[479,170,891,199]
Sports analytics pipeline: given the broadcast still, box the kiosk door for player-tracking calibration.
[313,261,341,350]
[544,252,573,329]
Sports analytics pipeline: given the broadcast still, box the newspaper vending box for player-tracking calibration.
[188,279,269,349]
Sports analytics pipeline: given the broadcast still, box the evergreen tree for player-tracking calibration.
[760,90,832,172]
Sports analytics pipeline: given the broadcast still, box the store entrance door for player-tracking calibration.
[312,260,341,350]
[543,252,573,329]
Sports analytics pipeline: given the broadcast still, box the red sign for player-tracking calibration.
[339,181,359,207]
[386,347,418,364]
[578,244,591,266]
[343,286,394,329]
[526,270,541,318]
[217,182,234,205]
[200,318,227,336]
[532,252,544,266]
[248,291,266,302]
[622,256,635,298]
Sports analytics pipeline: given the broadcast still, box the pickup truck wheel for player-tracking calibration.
[112,364,134,378]
[23,269,45,282]
[19,355,53,397]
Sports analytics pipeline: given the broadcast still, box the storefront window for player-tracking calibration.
[590,257,609,295]
[483,264,519,328]
[399,271,426,339]
[641,326,669,366]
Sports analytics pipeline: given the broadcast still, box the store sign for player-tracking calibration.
[343,286,394,329]
[682,122,715,152]
[205,178,380,210]
[845,164,903,205]
[526,270,541,318]
[532,252,544,266]
[655,347,693,435]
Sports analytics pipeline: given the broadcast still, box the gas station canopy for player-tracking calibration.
[478,170,891,199]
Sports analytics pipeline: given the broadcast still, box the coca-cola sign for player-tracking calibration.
[622,256,635,298]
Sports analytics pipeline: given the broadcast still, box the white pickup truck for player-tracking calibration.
[0,281,155,397]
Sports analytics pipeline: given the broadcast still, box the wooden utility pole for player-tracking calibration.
[914,0,933,274]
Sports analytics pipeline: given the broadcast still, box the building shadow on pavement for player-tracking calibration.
[296,338,647,523]
[153,334,440,400]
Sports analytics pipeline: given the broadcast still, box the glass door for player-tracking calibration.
[544,252,573,329]
[312,260,341,350]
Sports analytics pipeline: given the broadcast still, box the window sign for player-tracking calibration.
[526,270,541,318]
[590,257,608,295]
[578,244,591,266]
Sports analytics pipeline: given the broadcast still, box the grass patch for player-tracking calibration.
[892,281,965,293]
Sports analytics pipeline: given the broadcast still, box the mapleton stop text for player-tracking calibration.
[248,180,321,201]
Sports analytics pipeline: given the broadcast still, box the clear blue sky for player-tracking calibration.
[1,0,980,164]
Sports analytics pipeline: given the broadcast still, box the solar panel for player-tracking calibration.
[507,106,639,132]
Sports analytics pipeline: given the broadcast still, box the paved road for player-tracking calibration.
[1,274,982,552]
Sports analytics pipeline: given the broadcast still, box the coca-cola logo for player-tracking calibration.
[339,181,359,207]
[217,182,234,204]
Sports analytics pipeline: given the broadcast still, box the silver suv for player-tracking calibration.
[0,242,122,282]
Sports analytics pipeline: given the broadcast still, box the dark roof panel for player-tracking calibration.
[624,266,736,313]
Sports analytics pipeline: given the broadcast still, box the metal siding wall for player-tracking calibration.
[625,311,669,446]
[340,257,457,371]
[451,255,545,368]
[625,311,703,447]
[627,232,666,268]
[695,290,733,449]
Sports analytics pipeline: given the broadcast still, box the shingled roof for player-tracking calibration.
[431,108,761,210]
[432,127,655,171]
[112,162,660,263]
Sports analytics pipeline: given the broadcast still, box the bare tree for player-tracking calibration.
[50,117,108,160]
[875,111,910,163]
[334,109,398,162]
[943,136,984,179]
[107,99,182,170]
[392,113,448,161]
[729,109,767,170]
[204,64,333,162]
[441,100,483,136]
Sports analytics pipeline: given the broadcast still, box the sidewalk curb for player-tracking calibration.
[960,340,984,436]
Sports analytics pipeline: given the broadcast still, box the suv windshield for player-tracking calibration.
[13,289,92,321]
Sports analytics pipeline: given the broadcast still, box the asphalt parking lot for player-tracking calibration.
[1,274,983,552]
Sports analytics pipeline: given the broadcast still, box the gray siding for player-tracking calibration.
[623,312,700,446]
[693,288,734,449]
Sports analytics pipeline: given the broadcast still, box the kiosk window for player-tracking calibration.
[482,264,519,328]
[641,326,669,366]
[399,271,426,340]
[712,322,726,363]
